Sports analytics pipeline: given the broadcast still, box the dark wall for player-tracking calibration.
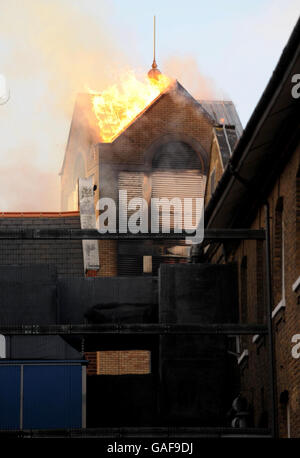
[0,216,84,278]
[159,263,238,323]
[7,336,82,360]
[87,375,157,427]
[0,265,57,325]
[158,263,238,425]
[59,277,158,324]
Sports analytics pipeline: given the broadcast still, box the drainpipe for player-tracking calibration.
[264,202,277,438]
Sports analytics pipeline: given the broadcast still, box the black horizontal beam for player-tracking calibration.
[0,426,271,438]
[0,323,268,336]
[0,227,265,241]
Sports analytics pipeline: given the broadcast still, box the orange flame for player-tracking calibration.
[89,71,172,143]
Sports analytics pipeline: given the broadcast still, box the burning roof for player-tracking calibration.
[89,71,173,143]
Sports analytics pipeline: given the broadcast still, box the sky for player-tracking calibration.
[0,0,299,211]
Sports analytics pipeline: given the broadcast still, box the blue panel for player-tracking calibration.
[23,365,82,429]
[0,366,20,430]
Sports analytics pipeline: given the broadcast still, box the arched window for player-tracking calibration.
[151,141,205,232]
[152,141,202,170]
[150,141,205,275]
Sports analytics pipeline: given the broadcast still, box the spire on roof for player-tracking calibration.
[148,15,161,80]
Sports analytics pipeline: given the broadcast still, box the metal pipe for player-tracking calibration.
[264,202,277,438]
[0,227,266,241]
[0,323,268,336]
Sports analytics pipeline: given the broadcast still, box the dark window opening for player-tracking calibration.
[152,141,202,170]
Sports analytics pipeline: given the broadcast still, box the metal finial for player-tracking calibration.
[152,15,157,68]
[148,15,161,79]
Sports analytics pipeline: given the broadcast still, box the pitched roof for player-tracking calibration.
[198,100,243,138]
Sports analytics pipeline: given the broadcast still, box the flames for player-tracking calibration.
[89,71,172,143]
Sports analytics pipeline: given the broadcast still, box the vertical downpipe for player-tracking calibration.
[265,203,277,438]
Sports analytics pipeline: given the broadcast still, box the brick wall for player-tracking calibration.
[0,212,84,278]
[85,351,97,376]
[98,90,213,167]
[61,87,216,277]
[85,350,151,375]
[98,240,118,277]
[95,90,214,276]
[209,144,300,436]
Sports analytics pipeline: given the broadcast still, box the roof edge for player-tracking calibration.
[205,16,300,227]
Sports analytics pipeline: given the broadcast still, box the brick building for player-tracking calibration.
[59,72,243,389]
[197,18,300,437]
[0,19,298,436]
[60,80,241,277]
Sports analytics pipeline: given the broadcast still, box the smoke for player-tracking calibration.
[0,0,132,211]
[0,162,59,212]
[163,56,222,100]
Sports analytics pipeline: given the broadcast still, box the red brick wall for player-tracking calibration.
[62,88,215,277]
[85,350,151,375]
[209,144,300,436]
[98,90,213,166]
[85,351,97,376]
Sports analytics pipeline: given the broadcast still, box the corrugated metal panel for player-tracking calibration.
[151,171,205,229]
[152,171,205,198]
[118,171,143,203]
[198,100,243,138]
[23,364,82,429]
[0,362,83,430]
[0,366,20,429]
[118,173,144,276]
